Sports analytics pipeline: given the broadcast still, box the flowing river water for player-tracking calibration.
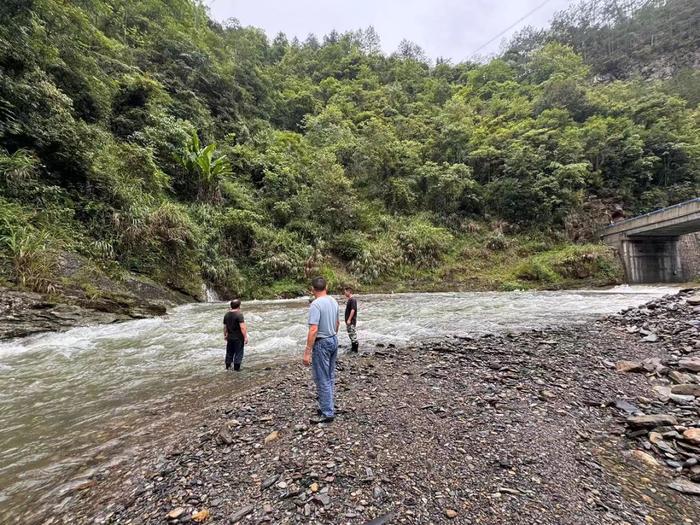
[0,286,684,519]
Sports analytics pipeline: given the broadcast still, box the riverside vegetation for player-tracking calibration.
[0,0,699,309]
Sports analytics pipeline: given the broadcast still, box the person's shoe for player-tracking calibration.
[317,406,341,416]
[309,415,335,424]
[233,363,241,371]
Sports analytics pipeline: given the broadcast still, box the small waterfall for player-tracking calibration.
[202,284,221,303]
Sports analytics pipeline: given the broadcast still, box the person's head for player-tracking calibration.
[343,286,353,298]
[311,276,327,297]
[230,299,241,310]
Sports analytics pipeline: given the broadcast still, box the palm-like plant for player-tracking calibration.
[178,132,232,202]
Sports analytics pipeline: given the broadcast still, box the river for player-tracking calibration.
[0,286,683,519]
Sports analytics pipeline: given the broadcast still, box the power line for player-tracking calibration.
[470,0,558,56]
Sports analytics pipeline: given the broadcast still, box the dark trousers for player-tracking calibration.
[226,338,244,370]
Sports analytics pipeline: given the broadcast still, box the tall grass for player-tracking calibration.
[0,221,57,293]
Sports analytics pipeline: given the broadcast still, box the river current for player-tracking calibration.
[0,286,683,518]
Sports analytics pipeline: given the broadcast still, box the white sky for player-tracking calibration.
[206,0,574,62]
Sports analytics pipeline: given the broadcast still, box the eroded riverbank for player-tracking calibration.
[44,290,700,525]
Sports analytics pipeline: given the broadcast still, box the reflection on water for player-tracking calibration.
[0,285,681,517]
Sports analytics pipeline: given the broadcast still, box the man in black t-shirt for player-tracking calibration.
[343,286,359,353]
[223,299,248,371]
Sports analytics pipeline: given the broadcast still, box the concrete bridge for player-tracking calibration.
[601,198,700,283]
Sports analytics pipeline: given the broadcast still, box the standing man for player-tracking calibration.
[344,286,359,353]
[303,276,339,424]
[223,299,248,371]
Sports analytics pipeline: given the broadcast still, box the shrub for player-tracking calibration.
[550,245,620,280]
[0,219,58,293]
[220,209,264,255]
[350,236,401,283]
[251,229,311,282]
[486,232,508,251]
[0,149,40,193]
[330,231,368,262]
[514,259,560,283]
[514,245,622,284]
[396,221,453,268]
[202,257,243,298]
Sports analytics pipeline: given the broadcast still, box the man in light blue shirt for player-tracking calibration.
[303,276,339,424]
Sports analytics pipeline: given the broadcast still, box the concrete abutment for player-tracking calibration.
[601,199,700,284]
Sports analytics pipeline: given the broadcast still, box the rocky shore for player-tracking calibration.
[0,262,196,340]
[51,291,700,525]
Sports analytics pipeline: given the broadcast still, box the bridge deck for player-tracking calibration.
[602,198,700,238]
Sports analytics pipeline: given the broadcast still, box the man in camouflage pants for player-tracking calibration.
[343,286,359,352]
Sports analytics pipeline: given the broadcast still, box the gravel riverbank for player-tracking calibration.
[49,291,700,525]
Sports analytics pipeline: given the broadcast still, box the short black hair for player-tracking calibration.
[230,299,241,309]
[311,276,327,292]
[344,286,353,293]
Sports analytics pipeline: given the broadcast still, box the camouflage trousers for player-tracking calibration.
[346,323,358,344]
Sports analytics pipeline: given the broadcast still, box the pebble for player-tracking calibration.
[167,508,185,520]
[669,479,700,496]
[679,358,700,372]
[670,394,695,404]
[672,384,700,397]
[652,386,672,402]
[684,428,700,445]
[626,414,678,428]
[264,430,280,445]
[616,360,644,373]
[686,295,700,306]
[630,450,659,468]
[230,505,254,523]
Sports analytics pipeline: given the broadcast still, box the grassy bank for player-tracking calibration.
[0,209,622,304]
[319,240,622,297]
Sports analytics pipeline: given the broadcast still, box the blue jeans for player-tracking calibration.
[312,336,338,418]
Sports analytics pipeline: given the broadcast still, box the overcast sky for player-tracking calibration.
[206,0,574,62]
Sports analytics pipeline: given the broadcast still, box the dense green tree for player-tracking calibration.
[0,0,698,297]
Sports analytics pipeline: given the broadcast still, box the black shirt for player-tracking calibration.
[344,297,357,326]
[223,311,245,341]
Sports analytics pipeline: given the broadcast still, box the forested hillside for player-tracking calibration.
[507,0,700,83]
[0,0,698,300]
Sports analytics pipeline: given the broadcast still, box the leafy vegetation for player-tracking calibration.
[0,0,698,298]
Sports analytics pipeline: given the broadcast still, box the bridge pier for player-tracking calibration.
[613,235,683,284]
[601,199,700,284]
